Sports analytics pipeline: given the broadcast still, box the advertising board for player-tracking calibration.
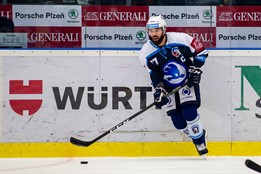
[82,6,149,27]
[149,6,216,27]
[12,5,81,27]
[1,5,261,48]
[0,5,12,19]
[14,26,82,48]
[82,27,147,48]
[217,6,261,27]
[216,27,261,48]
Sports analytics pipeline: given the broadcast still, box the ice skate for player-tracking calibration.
[195,130,208,159]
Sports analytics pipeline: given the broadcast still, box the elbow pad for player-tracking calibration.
[194,55,207,68]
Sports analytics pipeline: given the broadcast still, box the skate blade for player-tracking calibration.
[201,154,207,160]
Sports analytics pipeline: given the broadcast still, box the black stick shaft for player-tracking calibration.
[70,82,187,147]
[90,102,156,146]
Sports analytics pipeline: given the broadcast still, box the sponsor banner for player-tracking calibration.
[14,26,81,48]
[12,5,81,26]
[2,55,99,142]
[216,27,261,48]
[201,55,261,141]
[217,6,261,27]
[231,58,261,140]
[168,27,216,48]
[149,6,216,27]
[0,5,12,19]
[82,6,149,26]
[82,27,148,48]
[2,54,170,142]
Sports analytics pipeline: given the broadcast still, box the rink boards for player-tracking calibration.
[0,141,260,157]
[0,49,260,157]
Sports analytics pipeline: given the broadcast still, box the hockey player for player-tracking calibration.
[139,15,208,157]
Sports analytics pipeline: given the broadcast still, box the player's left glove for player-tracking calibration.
[153,87,169,108]
[188,66,203,88]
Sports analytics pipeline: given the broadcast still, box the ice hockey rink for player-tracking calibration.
[1,156,260,174]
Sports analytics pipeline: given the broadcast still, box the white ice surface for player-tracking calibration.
[1,156,261,174]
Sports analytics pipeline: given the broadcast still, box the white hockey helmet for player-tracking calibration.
[146,15,166,32]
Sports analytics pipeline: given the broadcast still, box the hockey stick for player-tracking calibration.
[70,82,188,147]
[245,159,261,173]
[255,113,261,119]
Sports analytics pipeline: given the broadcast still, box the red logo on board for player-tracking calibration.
[9,80,43,116]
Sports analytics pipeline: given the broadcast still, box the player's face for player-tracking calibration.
[148,28,165,46]
[148,28,163,41]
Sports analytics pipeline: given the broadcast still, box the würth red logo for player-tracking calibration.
[9,80,43,116]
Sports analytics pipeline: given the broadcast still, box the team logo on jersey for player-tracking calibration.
[182,87,191,96]
[162,61,187,86]
[171,47,182,58]
[171,47,186,62]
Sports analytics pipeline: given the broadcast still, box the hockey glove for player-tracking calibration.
[188,66,203,88]
[154,87,169,107]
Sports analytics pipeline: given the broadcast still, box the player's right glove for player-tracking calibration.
[153,87,169,108]
[188,66,203,88]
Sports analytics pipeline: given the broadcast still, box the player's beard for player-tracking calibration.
[149,33,165,46]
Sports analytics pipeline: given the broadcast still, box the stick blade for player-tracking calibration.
[70,137,93,147]
[255,113,261,119]
[245,159,261,173]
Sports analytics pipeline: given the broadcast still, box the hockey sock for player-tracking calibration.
[187,115,205,145]
[180,126,190,137]
[181,104,205,145]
